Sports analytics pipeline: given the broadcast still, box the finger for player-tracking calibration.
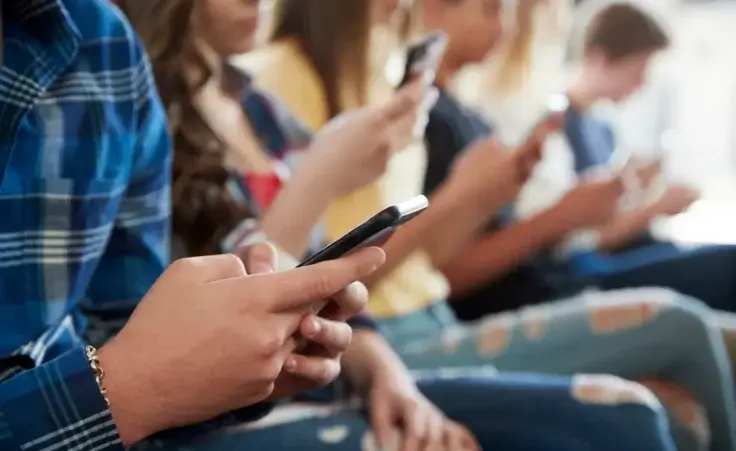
[402,405,429,451]
[299,317,353,355]
[282,354,341,387]
[423,412,445,451]
[445,422,480,451]
[318,281,369,321]
[241,241,279,275]
[174,254,247,284]
[382,80,424,124]
[371,393,398,449]
[234,247,385,312]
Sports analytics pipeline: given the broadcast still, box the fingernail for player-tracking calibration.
[284,357,297,372]
[305,317,322,337]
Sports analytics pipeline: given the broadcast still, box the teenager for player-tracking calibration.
[242,0,736,450]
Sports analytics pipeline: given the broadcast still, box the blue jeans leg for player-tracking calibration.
[382,290,736,451]
[594,244,736,312]
[137,374,675,451]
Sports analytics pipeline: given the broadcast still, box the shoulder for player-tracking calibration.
[62,0,138,46]
[233,40,310,83]
[233,40,329,130]
[62,0,150,74]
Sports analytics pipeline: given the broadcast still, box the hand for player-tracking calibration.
[631,158,662,187]
[98,247,385,445]
[370,375,480,451]
[301,77,433,198]
[447,114,562,207]
[555,177,626,229]
[651,185,699,216]
[238,243,369,399]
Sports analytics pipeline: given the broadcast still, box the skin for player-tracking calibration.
[169,1,479,449]
[567,46,698,251]
[414,0,625,296]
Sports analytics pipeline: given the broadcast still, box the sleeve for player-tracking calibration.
[0,347,124,451]
[423,111,463,196]
[82,37,171,347]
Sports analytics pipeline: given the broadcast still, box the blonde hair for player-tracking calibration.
[491,0,543,95]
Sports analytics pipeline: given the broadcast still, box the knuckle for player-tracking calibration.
[259,358,283,382]
[319,360,341,385]
[257,382,276,401]
[257,332,284,357]
[311,273,337,299]
[168,257,199,276]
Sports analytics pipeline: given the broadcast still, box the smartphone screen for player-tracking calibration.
[398,31,448,88]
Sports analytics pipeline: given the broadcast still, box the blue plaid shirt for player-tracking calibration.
[0,0,170,449]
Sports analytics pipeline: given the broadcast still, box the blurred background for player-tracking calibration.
[596,0,736,244]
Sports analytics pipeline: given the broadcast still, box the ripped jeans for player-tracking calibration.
[376,288,736,451]
[138,374,675,451]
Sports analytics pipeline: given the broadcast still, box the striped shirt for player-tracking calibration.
[0,0,170,449]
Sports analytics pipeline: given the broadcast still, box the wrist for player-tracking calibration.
[290,166,339,207]
[443,175,507,213]
[97,341,154,446]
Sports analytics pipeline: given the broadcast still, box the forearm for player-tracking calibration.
[260,170,334,257]
[363,181,506,287]
[597,205,657,252]
[342,330,411,394]
[442,206,572,296]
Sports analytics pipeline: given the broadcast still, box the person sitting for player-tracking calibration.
[0,0,388,450]
[239,0,736,449]
[516,1,736,313]
[117,0,686,449]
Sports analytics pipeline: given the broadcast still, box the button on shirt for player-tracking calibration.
[0,1,169,449]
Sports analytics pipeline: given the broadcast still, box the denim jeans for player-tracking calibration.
[571,244,736,312]
[376,289,736,451]
[138,374,675,451]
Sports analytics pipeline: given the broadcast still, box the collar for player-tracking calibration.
[5,0,80,47]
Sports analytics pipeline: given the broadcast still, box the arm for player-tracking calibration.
[441,205,574,296]
[596,205,658,252]
[362,174,507,288]
[260,166,337,258]
[342,330,413,394]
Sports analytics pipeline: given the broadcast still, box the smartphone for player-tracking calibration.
[298,195,429,268]
[398,31,448,88]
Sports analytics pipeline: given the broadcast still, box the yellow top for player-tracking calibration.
[234,38,448,318]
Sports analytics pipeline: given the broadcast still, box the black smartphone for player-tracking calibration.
[398,31,448,89]
[298,195,429,268]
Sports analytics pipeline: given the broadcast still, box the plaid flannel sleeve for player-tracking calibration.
[0,346,124,451]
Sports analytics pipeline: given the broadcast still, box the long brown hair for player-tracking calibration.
[118,0,253,256]
[267,0,373,118]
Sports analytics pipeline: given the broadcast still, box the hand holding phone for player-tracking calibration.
[398,31,448,89]
[292,196,429,351]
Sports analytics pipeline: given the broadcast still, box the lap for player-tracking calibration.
[138,373,671,451]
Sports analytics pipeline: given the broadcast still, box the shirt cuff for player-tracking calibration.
[0,346,123,451]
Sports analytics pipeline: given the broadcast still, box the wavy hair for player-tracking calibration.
[118,0,254,256]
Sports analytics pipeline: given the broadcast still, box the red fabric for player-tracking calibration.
[243,172,283,210]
